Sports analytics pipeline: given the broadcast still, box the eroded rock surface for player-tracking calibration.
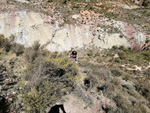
[0,11,147,51]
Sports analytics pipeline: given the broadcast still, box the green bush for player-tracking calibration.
[111,68,122,77]
[87,49,93,57]
[0,34,5,47]
[12,43,24,56]
[113,95,131,112]
[118,51,126,60]
[0,34,14,52]
[18,49,78,112]
[112,45,118,50]
[111,78,121,86]
[1,38,11,52]
[24,42,41,63]
[0,34,24,55]
[22,80,62,113]
[24,48,38,63]
[32,41,41,51]
[122,74,130,81]
[141,50,150,61]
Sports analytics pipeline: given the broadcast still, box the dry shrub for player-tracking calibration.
[18,47,78,112]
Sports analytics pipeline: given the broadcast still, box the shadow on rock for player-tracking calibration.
[48,104,66,113]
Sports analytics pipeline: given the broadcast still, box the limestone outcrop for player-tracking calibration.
[0,11,147,51]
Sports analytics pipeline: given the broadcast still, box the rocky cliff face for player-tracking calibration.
[0,11,147,51]
[0,0,6,3]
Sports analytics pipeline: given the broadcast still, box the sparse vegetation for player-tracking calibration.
[77,46,150,113]
[18,43,78,112]
[0,34,25,56]
[1,0,150,112]
[1,33,150,112]
[0,35,78,113]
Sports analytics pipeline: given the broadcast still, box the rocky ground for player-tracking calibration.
[0,0,150,113]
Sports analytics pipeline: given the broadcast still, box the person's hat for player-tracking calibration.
[72,51,77,55]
